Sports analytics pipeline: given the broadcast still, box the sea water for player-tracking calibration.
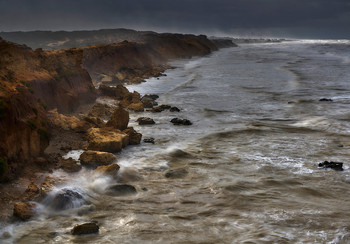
[2,40,350,243]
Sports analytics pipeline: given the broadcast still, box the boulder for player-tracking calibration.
[119,91,142,108]
[136,117,155,125]
[98,84,130,100]
[88,103,114,120]
[141,95,159,108]
[13,202,37,220]
[105,184,137,196]
[71,222,99,235]
[143,138,155,144]
[318,161,343,171]
[22,182,41,201]
[170,118,192,125]
[79,150,116,168]
[123,127,142,145]
[170,107,181,112]
[106,106,129,130]
[87,127,129,153]
[46,188,86,211]
[94,164,120,177]
[59,157,82,173]
[151,105,171,113]
[319,98,333,102]
[127,102,144,112]
[165,168,188,179]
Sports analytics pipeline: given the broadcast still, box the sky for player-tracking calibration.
[1,0,350,39]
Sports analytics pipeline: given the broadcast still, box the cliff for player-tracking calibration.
[0,31,225,181]
[0,39,96,181]
[82,33,218,85]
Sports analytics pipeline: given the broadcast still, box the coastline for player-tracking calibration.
[0,31,236,221]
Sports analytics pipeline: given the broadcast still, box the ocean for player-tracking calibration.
[2,40,350,243]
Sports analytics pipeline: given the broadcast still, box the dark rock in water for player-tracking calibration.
[170,107,181,112]
[47,188,86,211]
[106,184,137,196]
[170,118,192,125]
[151,105,172,113]
[318,161,343,171]
[319,98,333,102]
[143,138,155,144]
[71,222,99,235]
[136,117,155,125]
[165,168,188,179]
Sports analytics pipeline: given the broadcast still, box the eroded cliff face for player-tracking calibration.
[0,40,96,180]
[82,33,218,85]
[0,32,219,181]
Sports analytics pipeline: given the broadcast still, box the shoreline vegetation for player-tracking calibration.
[0,28,279,223]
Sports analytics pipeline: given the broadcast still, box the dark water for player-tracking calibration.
[2,40,350,243]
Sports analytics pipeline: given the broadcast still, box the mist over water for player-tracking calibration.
[2,40,350,243]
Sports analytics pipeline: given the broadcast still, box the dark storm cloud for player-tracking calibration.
[1,0,350,38]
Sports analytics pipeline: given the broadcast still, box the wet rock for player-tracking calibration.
[59,157,82,173]
[13,202,37,220]
[79,150,116,168]
[106,106,129,130]
[136,117,155,125]
[119,91,142,108]
[143,138,155,144]
[88,103,114,120]
[151,105,172,113]
[318,161,343,171]
[106,184,137,196]
[94,164,120,177]
[319,98,333,102]
[170,118,192,125]
[165,168,188,179]
[71,222,99,235]
[123,127,142,145]
[22,182,41,201]
[142,94,159,101]
[87,127,129,153]
[170,107,181,112]
[127,102,144,112]
[46,188,86,211]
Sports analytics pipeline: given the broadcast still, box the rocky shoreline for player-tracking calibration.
[0,31,236,223]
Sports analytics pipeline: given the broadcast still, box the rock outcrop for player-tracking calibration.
[79,150,116,168]
[105,107,129,131]
[86,127,129,153]
[13,202,37,220]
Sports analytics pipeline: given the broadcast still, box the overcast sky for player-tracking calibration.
[1,0,350,38]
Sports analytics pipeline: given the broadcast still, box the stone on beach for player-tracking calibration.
[123,127,142,145]
[106,106,130,130]
[94,164,120,177]
[127,102,144,112]
[13,202,37,220]
[79,150,117,168]
[59,157,82,172]
[87,127,129,153]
